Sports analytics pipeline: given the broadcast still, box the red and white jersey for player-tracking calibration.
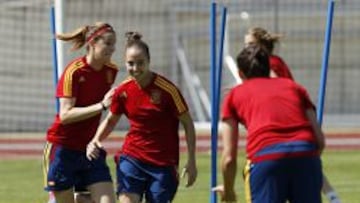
[47,56,118,151]
[111,73,188,166]
[270,55,294,80]
[222,77,317,161]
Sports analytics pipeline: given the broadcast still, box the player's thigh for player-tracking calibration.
[83,148,113,186]
[43,142,78,191]
[116,155,147,198]
[74,192,93,203]
[145,166,179,203]
[118,193,141,203]
[289,156,322,203]
[87,182,116,203]
[245,159,288,203]
[54,188,75,203]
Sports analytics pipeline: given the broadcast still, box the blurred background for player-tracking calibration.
[0,0,359,133]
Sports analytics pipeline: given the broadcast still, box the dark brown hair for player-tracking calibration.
[236,44,270,78]
[125,31,150,61]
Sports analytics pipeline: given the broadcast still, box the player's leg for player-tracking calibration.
[74,192,94,203]
[47,191,56,203]
[288,156,322,203]
[74,175,99,203]
[87,182,115,203]
[43,142,79,203]
[322,175,341,203]
[53,189,76,203]
[116,155,145,203]
[145,165,179,203]
[243,159,288,203]
[118,193,142,203]
[83,148,115,203]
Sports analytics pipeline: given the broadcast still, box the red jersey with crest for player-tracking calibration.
[222,77,317,161]
[111,73,188,166]
[47,56,118,151]
[270,55,294,80]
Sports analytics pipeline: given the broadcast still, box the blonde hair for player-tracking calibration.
[56,22,114,51]
[247,27,283,54]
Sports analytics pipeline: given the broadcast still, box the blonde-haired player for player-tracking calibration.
[44,22,118,203]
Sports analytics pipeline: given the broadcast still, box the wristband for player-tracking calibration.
[100,102,107,111]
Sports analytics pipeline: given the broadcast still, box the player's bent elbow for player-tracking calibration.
[59,113,71,125]
[222,154,237,168]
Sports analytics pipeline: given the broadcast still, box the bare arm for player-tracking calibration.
[94,111,121,142]
[179,112,197,187]
[59,97,103,124]
[305,108,325,153]
[86,111,121,160]
[220,118,239,201]
[59,88,115,124]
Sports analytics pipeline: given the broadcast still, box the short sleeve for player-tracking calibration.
[270,55,294,80]
[168,87,189,117]
[56,67,79,98]
[221,90,238,121]
[297,84,316,110]
[110,88,126,115]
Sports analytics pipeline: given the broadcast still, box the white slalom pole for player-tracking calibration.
[54,0,66,76]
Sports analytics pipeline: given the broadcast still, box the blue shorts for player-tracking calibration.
[43,142,112,191]
[116,155,179,203]
[243,156,322,203]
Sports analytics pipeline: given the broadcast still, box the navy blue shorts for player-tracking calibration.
[43,142,112,191]
[116,155,179,203]
[243,156,322,203]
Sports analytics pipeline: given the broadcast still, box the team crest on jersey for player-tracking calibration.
[106,70,114,84]
[150,89,161,104]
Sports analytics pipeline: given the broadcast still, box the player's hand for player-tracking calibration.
[212,185,237,203]
[101,88,116,108]
[181,158,197,187]
[86,140,103,160]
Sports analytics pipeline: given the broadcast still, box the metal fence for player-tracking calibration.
[0,0,359,132]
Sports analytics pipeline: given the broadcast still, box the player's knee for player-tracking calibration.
[118,193,141,203]
[74,193,93,203]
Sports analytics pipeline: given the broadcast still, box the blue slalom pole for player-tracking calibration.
[210,2,217,203]
[216,6,227,103]
[50,5,60,113]
[317,0,335,125]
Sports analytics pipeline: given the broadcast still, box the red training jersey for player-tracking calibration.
[270,55,294,80]
[111,73,188,166]
[47,56,118,151]
[222,77,317,161]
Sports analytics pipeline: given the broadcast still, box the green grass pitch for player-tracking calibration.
[0,150,359,203]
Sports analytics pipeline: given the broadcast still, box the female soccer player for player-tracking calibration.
[214,44,324,203]
[245,27,341,203]
[86,31,197,203]
[43,22,118,203]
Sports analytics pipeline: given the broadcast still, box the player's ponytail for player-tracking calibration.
[248,27,283,54]
[56,25,89,51]
[56,22,114,51]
